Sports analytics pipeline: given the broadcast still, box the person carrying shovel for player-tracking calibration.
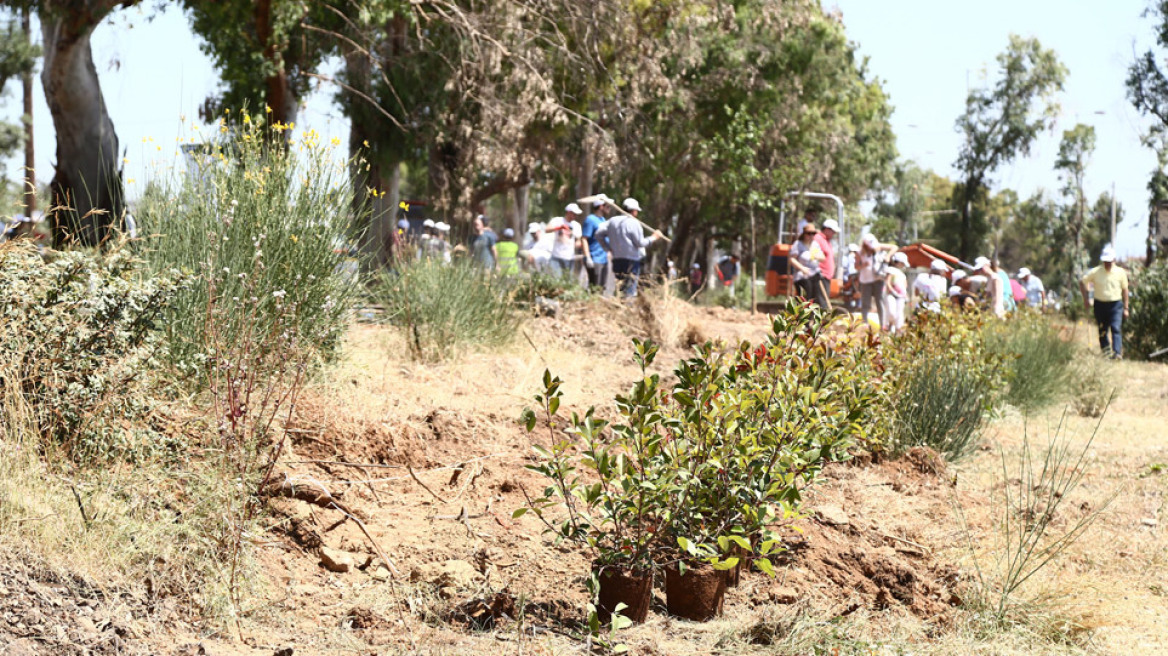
[595,197,664,298]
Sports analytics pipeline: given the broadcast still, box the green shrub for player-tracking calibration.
[136,111,359,376]
[0,242,184,462]
[520,302,886,577]
[374,258,520,361]
[1127,258,1168,360]
[984,312,1076,412]
[885,311,1006,460]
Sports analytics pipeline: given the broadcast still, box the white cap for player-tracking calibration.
[1100,246,1116,263]
[1017,267,1031,278]
[593,194,613,206]
[930,259,950,273]
[527,222,542,234]
[973,256,991,270]
[423,219,436,228]
[565,203,583,215]
[503,228,515,239]
[892,252,909,266]
[622,197,641,212]
[435,222,451,232]
[949,285,963,297]
[546,216,566,229]
[822,218,840,232]
[691,262,700,269]
[847,243,860,252]
[862,233,878,248]
[951,270,967,282]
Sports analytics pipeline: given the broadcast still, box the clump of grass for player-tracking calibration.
[984,313,1076,412]
[511,271,590,306]
[136,109,359,376]
[1069,353,1114,418]
[374,258,520,361]
[890,356,994,461]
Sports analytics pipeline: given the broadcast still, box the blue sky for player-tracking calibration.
[3,2,1162,257]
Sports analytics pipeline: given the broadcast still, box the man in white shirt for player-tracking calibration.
[1018,267,1045,309]
[911,259,949,312]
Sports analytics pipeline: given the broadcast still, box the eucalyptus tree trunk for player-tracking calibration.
[41,1,132,248]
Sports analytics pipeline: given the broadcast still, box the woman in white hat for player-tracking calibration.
[857,233,898,328]
[883,251,909,333]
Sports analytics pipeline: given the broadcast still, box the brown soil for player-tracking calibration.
[8,298,1104,655]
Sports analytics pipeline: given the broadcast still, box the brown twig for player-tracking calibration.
[408,464,450,503]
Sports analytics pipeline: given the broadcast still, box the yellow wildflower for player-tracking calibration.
[290,234,299,244]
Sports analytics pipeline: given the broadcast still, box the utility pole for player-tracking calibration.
[21,6,34,216]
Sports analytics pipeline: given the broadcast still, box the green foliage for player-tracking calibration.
[1127,258,1168,359]
[520,302,885,579]
[0,12,38,161]
[1069,354,1113,418]
[137,111,358,377]
[374,258,520,362]
[885,312,1006,460]
[983,312,1076,413]
[0,242,184,462]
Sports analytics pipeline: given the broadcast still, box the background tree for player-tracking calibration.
[951,35,1066,260]
[0,8,39,214]
[34,0,139,247]
[1053,123,1096,279]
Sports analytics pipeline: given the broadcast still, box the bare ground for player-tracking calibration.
[2,300,1165,655]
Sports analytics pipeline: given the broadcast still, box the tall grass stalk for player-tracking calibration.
[374,258,520,361]
[955,405,1115,622]
[136,111,360,375]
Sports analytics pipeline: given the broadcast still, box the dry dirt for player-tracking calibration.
[2,300,1165,655]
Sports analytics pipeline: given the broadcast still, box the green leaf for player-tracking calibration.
[755,557,775,577]
[519,407,537,432]
[511,508,528,519]
[712,557,739,571]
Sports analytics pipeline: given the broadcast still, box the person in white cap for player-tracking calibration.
[790,222,829,309]
[545,216,581,277]
[595,197,663,297]
[581,196,612,289]
[817,218,839,292]
[841,242,861,310]
[911,258,950,313]
[1017,267,1045,309]
[949,284,978,312]
[1080,246,1129,358]
[688,262,704,296]
[418,218,437,260]
[857,233,897,328]
[884,251,909,332]
[973,256,1004,318]
[432,222,452,263]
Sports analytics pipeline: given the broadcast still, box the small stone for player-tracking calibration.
[370,566,391,582]
[438,586,458,599]
[410,560,482,589]
[1141,517,1158,527]
[319,547,356,573]
[770,587,799,604]
[815,505,850,527]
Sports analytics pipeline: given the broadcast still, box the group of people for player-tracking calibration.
[791,221,1129,358]
[399,194,666,298]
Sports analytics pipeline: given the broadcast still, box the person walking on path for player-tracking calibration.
[581,197,611,290]
[857,233,897,328]
[814,219,839,308]
[1018,267,1046,309]
[595,197,663,298]
[1080,246,1129,358]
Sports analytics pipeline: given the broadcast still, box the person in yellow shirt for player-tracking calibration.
[1079,246,1129,358]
